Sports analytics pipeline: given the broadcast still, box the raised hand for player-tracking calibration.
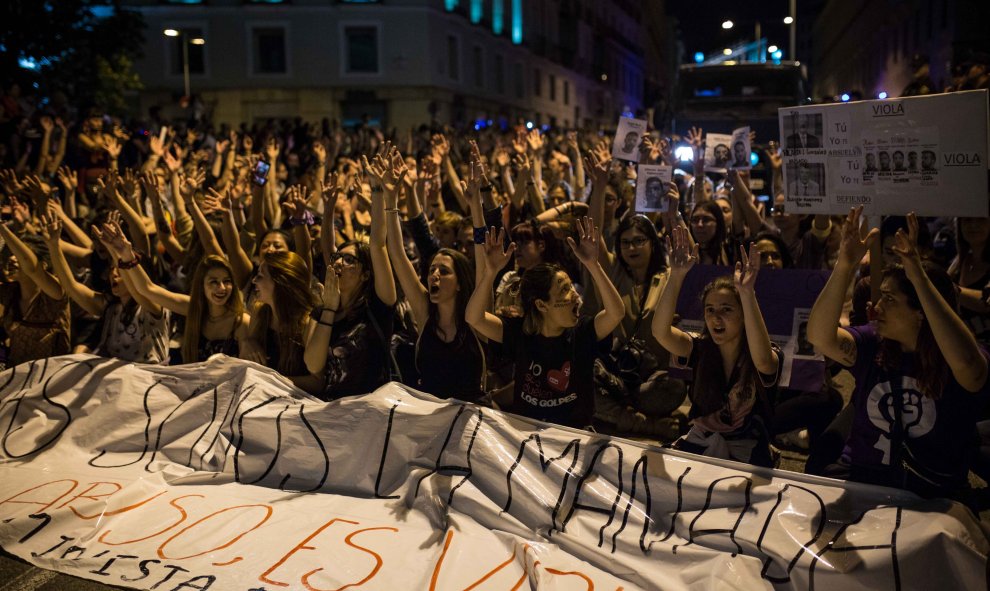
[93,217,132,259]
[9,196,31,226]
[313,142,327,165]
[665,224,698,276]
[583,151,609,188]
[483,227,516,273]
[836,206,879,268]
[565,131,580,154]
[734,242,761,294]
[120,168,139,199]
[321,171,342,213]
[215,138,230,156]
[149,135,165,157]
[431,133,450,164]
[202,187,229,215]
[322,264,341,310]
[163,147,182,173]
[39,210,62,243]
[566,216,601,267]
[264,137,279,162]
[181,168,207,201]
[526,129,544,153]
[103,136,122,159]
[39,116,54,134]
[765,141,782,170]
[891,211,923,275]
[511,153,532,180]
[283,185,310,220]
[56,165,77,194]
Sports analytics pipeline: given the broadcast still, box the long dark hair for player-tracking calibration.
[615,214,665,284]
[251,251,316,376]
[510,220,564,270]
[690,201,729,265]
[690,276,756,416]
[877,262,955,399]
[519,262,562,335]
[425,248,475,342]
[953,217,990,273]
[336,239,374,317]
[183,256,245,364]
[749,231,794,269]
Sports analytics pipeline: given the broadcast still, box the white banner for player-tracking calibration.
[778,90,989,217]
[0,355,987,590]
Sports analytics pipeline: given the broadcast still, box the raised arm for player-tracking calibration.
[583,151,613,266]
[95,218,189,316]
[209,186,253,288]
[304,265,339,375]
[361,147,397,306]
[39,213,104,316]
[568,217,624,340]
[894,213,988,392]
[283,185,314,273]
[651,225,697,359]
[687,126,709,204]
[0,222,64,300]
[180,169,224,259]
[734,242,779,375]
[466,228,516,343]
[727,169,764,238]
[384,159,429,330]
[807,206,877,367]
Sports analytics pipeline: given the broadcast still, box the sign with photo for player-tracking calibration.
[778,90,989,216]
[634,164,673,212]
[612,116,647,161]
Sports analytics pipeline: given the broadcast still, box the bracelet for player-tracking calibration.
[473,226,488,245]
[318,320,334,327]
[385,208,400,214]
[117,250,142,270]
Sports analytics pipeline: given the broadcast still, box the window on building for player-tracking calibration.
[448,36,460,81]
[344,26,379,74]
[549,74,556,101]
[563,80,569,105]
[252,27,287,74]
[495,54,505,94]
[168,28,205,75]
[533,67,541,97]
[473,46,483,87]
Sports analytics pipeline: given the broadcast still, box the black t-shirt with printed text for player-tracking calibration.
[501,315,610,429]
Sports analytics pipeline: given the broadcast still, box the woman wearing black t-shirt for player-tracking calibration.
[466,217,625,429]
[305,148,397,399]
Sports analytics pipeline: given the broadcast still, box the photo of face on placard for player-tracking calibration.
[786,160,826,197]
[782,112,823,152]
[730,126,751,169]
[613,116,647,161]
[635,164,672,212]
[704,132,733,172]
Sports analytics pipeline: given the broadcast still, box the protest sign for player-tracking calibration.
[613,116,647,161]
[635,164,673,212]
[704,127,750,173]
[779,90,989,217]
[0,355,986,591]
[673,266,829,391]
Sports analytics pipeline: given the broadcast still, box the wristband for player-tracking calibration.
[117,250,142,270]
[480,185,493,194]
[473,226,488,245]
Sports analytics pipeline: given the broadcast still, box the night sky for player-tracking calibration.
[667,0,803,62]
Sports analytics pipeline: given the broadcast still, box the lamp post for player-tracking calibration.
[163,28,205,100]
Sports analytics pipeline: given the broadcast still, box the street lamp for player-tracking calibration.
[722,20,734,29]
[163,28,205,100]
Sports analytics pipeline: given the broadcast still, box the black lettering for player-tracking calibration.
[121,559,162,582]
[556,442,625,551]
[808,506,902,591]
[754,484,827,583]
[18,512,51,543]
[169,575,216,591]
[503,435,582,532]
[150,564,190,590]
[31,534,73,558]
[90,554,138,576]
[374,402,401,499]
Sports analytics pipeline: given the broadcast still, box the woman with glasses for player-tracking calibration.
[466,217,625,430]
[305,149,397,400]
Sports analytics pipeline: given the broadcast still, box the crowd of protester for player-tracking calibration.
[1,77,988,511]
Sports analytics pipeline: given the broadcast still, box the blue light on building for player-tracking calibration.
[492,0,504,35]
[694,52,704,64]
[749,151,759,167]
[840,93,851,102]
[471,0,482,23]
[445,0,458,11]
[878,91,888,99]
[511,0,523,44]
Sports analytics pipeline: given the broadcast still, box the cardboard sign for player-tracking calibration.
[779,90,989,217]
[0,355,986,590]
[635,164,673,212]
[613,116,648,161]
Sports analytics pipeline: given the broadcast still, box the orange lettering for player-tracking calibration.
[56,481,122,511]
[300,527,398,591]
[544,568,594,590]
[0,479,78,514]
[158,503,272,560]
[259,518,359,587]
[98,494,202,546]
[429,530,528,591]
[72,491,168,520]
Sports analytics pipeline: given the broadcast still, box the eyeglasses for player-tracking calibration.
[619,237,649,249]
[330,252,359,266]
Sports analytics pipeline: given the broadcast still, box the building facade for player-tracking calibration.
[812,0,990,100]
[123,0,653,130]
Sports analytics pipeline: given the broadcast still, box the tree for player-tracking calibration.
[0,1,145,115]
